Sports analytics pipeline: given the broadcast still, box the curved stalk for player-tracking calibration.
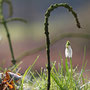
[0,0,16,65]
[44,3,81,90]
[0,0,27,65]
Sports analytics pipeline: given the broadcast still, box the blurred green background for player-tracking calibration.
[0,0,90,76]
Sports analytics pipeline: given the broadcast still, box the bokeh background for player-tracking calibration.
[0,0,90,77]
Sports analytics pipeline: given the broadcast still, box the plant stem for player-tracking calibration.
[44,17,51,90]
[70,58,73,87]
[0,0,27,65]
[44,3,81,90]
[0,0,16,65]
[3,20,16,65]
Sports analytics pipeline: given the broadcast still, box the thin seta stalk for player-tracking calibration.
[44,3,81,90]
[3,19,16,65]
[0,0,27,65]
[70,57,73,87]
[0,0,15,65]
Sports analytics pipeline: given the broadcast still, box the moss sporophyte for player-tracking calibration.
[0,0,27,65]
[44,3,81,90]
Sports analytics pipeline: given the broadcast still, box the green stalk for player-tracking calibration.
[0,0,16,65]
[44,3,81,90]
[65,58,69,76]
[70,58,73,87]
[0,0,26,65]
[3,20,16,65]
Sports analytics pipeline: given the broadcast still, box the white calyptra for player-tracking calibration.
[65,41,72,58]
